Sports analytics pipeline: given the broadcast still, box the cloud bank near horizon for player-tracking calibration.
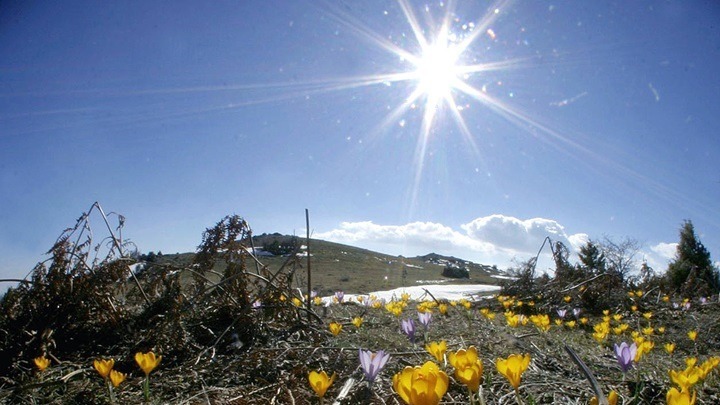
[315,214,677,274]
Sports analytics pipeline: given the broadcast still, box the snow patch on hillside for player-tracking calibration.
[324,283,500,304]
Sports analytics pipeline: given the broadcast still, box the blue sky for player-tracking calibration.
[1,0,719,283]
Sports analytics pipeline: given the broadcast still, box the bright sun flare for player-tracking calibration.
[415,38,460,100]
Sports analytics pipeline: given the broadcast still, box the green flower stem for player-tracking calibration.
[143,374,150,403]
[467,387,477,405]
[514,388,525,405]
[106,379,116,404]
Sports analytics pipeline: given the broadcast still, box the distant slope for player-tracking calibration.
[150,236,506,296]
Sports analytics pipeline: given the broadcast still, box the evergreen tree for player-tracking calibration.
[666,220,719,295]
[578,241,606,274]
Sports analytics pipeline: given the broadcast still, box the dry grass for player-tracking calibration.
[2,293,719,404]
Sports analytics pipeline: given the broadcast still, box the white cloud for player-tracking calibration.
[638,242,678,273]
[461,215,587,253]
[315,215,591,272]
[650,242,677,260]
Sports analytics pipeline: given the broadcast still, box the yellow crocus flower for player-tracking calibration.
[352,317,363,329]
[33,356,51,372]
[666,387,696,405]
[669,368,702,391]
[393,361,449,405]
[328,322,342,336]
[687,330,697,341]
[425,340,448,363]
[308,370,336,398]
[93,358,114,379]
[496,353,531,391]
[590,390,618,405]
[664,343,676,355]
[438,304,448,315]
[448,346,483,392]
[134,351,162,376]
[635,340,654,362]
[109,369,126,388]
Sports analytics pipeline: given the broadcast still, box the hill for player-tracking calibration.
[143,235,505,296]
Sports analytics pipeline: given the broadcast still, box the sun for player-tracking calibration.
[414,32,461,102]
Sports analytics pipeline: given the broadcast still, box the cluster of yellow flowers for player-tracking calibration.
[309,339,531,405]
[93,358,126,388]
[666,356,720,405]
[504,311,528,328]
[528,314,551,333]
[316,289,720,405]
[385,300,408,317]
[32,351,161,402]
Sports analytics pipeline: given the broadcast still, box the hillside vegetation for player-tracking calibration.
[141,236,503,297]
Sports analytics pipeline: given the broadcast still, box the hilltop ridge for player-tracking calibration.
[142,234,506,295]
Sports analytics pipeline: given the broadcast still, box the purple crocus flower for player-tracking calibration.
[401,318,416,343]
[614,342,637,373]
[252,300,262,309]
[556,309,567,319]
[573,308,582,319]
[335,291,344,303]
[417,311,432,329]
[359,349,390,383]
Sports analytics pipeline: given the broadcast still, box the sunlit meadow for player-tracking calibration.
[0,209,718,404]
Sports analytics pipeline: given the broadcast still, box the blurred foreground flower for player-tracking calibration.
[669,367,702,391]
[666,387,696,405]
[33,356,51,372]
[590,390,618,405]
[393,361,448,405]
[359,349,390,384]
[308,370,336,403]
